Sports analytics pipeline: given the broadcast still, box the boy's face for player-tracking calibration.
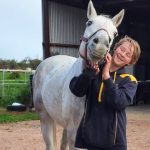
[112,41,134,68]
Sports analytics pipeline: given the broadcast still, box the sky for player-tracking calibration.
[0,0,43,61]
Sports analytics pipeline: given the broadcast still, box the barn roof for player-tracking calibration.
[49,0,150,19]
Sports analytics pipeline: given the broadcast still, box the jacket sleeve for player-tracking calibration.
[103,76,137,111]
[69,68,96,97]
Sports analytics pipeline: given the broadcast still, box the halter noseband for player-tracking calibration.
[79,28,110,67]
[81,28,111,43]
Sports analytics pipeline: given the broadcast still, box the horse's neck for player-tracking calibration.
[62,57,83,90]
[69,57,84,77]
[67,41,86,76]
[61,42,86,85]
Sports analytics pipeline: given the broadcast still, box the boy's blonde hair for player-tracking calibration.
[113,36,141,64]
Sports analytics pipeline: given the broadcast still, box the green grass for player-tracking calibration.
[0,108,39,123]
[0,72,31,83]
[0,71,32,107]
[0,84,31,107]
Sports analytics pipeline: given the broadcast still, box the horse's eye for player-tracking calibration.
[87,21,93,26]
[114,32,118,37]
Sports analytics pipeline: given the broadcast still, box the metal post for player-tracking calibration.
[2,69,5,97]
[25,71,26,84]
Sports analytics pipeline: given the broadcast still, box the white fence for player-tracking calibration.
[0,69,33,98]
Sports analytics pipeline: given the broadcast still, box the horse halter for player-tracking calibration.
[79,28,111,67]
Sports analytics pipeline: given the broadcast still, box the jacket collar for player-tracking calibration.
[99,64,126,75]
[109,67,126,77]
[116,67,126,75]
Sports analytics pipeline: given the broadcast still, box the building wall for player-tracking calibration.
[48,1,87,57]
[131,22,150,80]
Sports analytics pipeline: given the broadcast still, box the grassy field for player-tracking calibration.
[0,71,38,123]
[0,71,32,107]
[0,108,38,123]
[0,71,31,83]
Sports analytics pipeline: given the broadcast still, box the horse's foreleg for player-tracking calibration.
[67,126,80,150]
[60,129,68,150]
[39,111,57,150]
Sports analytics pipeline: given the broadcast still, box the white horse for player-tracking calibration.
[33,1,124,150]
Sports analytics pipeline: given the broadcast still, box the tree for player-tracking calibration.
[0,58,42,70]
[29,59,42,70]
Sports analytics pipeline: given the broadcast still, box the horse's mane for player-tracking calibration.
[100,14,111,19]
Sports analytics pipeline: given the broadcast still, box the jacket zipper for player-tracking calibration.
[114,112,118,144]
[83,79,91,128]
[83,98,88,127]
[113,71,118,144]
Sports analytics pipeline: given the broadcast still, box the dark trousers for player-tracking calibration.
[88,145,127,150]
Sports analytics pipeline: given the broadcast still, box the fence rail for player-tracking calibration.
[0,69,33,98]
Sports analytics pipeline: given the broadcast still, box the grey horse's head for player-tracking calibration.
[79,0,125,64]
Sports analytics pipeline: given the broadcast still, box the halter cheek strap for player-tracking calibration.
[80,37,88,43]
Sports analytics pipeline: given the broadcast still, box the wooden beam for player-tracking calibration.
[42,0,50,59]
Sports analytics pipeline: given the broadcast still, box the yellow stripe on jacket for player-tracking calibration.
[98,72,117,102]
[120,74,137,83]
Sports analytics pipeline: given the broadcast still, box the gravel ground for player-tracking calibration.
[0,105,150,150]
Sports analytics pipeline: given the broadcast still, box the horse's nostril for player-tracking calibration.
[106,43,109,48]
[93,38,99,44]
[105,41,109,48]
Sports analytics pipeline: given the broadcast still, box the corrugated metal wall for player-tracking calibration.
[49,1,87,57]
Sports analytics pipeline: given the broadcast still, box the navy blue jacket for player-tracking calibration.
[69,67,137,149]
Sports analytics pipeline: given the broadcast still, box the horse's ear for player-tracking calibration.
[87,0,97,19]
[112,9,125,28]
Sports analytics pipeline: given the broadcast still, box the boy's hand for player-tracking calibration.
[88,61,100,75]
[102,53,112,80]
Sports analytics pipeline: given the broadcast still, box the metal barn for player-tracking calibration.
[42,0,150,104]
